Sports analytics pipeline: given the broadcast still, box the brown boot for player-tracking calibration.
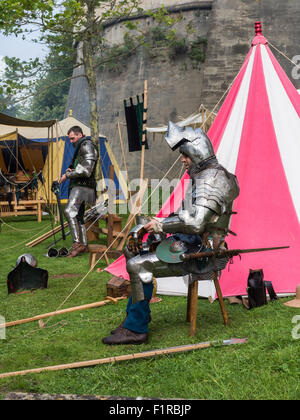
[79,244,89,253]
[102,328,148,345]
[67,242,86,258]
[111,314,151,334]
[110,318,127,335]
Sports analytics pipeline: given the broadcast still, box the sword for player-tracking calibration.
[51,180,66,240]
[180,246,290,261]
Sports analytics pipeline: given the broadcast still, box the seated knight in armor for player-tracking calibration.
[102,122,239,345]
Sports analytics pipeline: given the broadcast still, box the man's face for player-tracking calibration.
[181,153,192,171]
[68,130,83,144]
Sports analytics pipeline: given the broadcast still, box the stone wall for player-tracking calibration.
[65,1,212,181]
[65,0,300,181]
[202,0,300,110]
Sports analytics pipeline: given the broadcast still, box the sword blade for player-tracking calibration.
[180,246,290,261]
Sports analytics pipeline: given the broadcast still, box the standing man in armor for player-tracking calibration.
[102,122,239,345]
[59,126,98,258]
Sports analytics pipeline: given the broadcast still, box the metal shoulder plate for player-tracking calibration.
[79,139,98,162]
[193,168,239,215]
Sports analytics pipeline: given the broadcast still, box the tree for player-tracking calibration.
[0,0,177,150]
[18,36,75,121]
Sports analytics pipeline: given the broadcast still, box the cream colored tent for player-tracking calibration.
[0,111,128,204]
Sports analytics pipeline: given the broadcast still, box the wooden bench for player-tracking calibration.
[0,199,44,222]
[88,244,122,270]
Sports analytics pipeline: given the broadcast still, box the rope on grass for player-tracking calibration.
[0,216,51,233]
[0,222,53,253]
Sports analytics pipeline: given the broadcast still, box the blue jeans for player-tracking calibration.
[123,282,154,334]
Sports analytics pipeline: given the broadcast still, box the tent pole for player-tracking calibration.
[138,80,148,215]
[55,120,59,222]
[16,128,19,175]
[55,120,59,181]
[139,80,147,182]
[51,125,54,214]
[117,121,131,200]
[47,126,51,213]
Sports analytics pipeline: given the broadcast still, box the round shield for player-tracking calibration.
[156,237,188,263]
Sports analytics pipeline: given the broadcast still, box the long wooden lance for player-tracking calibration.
[180,246,290,262]
[0,296,126,329]
[0,338,247,379]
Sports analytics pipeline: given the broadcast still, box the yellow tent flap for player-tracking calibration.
[37,138,65,203]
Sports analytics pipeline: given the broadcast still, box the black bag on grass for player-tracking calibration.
[247,269,277,309]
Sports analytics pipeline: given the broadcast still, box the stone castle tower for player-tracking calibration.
[65,0,300,181]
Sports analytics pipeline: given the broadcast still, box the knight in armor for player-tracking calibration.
[102,122,239,345]
[59,126,98,258]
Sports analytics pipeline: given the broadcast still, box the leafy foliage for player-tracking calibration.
[0,1,179,146]
[20,37,75,121]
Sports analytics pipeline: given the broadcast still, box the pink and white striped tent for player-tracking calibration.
[106,22,300,298]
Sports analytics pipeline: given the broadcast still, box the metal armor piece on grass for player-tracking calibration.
[16,254,37,268]
[8,258,48,294]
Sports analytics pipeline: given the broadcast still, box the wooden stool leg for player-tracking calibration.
[104,253,110,266]
[189,280,199,337]
[186,282,192,322]
[91,253,96,270]
[213,272,229,325]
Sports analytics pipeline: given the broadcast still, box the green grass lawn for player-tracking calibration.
[0,215,300,400]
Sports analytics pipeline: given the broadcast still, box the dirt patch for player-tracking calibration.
[3,392,158,400]
[50,274,80,279]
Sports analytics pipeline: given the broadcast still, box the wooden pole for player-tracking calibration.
[117,122,129,186]
[51,125,54,213]
[47,127,50,211]
[138,80,148,216]
[213,271,229,326]
[116,178,148,251]
[107,165,115,247]
[139,80,148,182]
[0,341,213,379]
[188,280,199,337]
[26,222,69,247]
[0,296,126,330]
[55,120,60,222]
[0,338,247,379]
[16,128,19,175]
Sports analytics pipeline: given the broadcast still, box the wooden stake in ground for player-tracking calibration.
[0,296,126,329]
[0,338,247,379]
[116,178,148,251]
[139,80,148,184]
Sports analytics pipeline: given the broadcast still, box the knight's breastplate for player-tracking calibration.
[192,166,239,238]
[69,140,97,190]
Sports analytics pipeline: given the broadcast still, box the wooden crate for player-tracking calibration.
[106,276,131,298]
